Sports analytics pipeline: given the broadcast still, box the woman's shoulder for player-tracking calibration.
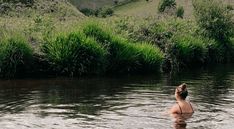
[169,104,181,114]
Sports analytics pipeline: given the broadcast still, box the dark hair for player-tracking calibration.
[177,83,188,100]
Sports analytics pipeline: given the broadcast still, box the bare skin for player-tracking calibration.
[170,85,194,114]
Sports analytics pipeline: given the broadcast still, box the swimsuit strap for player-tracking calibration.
[189,102,194,113]
[177,102,182,114]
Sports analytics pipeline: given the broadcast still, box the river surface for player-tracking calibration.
[0,65,234,129]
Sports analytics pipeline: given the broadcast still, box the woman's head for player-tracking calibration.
[175,83,188,100]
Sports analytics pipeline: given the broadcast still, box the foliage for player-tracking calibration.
[0,37,33,77]
[80,8,98,17]
[0,0,34,5]
[192,0,234,42]
[158,0,176,12]
[80,7,114,18]
[83,23,164,73]
[99,7,114,18]
[205,39,226,63]
[176,6,184,18]
[42,32,107,76]
[167,34,208,68]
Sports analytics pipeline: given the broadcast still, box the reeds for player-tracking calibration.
[0,37,33,77]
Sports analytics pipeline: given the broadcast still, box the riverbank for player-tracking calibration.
[0,0,234,78]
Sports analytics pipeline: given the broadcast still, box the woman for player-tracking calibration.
[170,83,194,114]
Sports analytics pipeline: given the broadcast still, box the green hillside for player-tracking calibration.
[0,0,85,48]
[113,0,234,18]
[69,0,132,9]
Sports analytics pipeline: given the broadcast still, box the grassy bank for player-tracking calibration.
[0,0,234,78]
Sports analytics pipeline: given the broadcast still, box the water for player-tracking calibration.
[0,65,234,129]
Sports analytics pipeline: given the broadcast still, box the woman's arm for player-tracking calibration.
[169,104,180,114]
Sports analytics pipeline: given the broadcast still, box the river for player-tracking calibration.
[0,64,234,128]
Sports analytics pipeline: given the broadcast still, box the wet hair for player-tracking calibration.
[177,83,188,100]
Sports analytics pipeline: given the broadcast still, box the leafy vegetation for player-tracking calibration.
[168,35,208,68]
[80,7,114,17]
[193,0,234,42]
[0,37,33,77]
[42,32,107,76]
[83,23,164,73]
[158,0,176,12]
[176,6,184,18]
[0,0,234,78]
[193,0,234,62]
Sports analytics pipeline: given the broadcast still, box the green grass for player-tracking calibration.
[83,22,164,73]
[169,34,208,68]
[0,37,33,77]
[42,31,107,76]
[69,0,133,9]
[113,0,233,18]
[0,0,233,78]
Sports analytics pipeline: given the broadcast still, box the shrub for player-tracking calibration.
[167,34,208,68]
[205,39,226,63]
[80,8,99,17]
[229,38,234,62]
[135,42,164,72]
[99,7,114,18]
[80,8,96,16]
[83,23,164,73]
[1,0,34,6]
[158,0,176,12]
[192,0,234,42]
[176,6,184,18]
[42,32,107,76]
[0,37,33,77]
[227,5,233,11]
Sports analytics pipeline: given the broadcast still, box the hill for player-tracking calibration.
[69,0,133,9]
[113,0,234,18]
[0,0,85,48]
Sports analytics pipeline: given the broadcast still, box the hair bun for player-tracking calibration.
[181,83,187,90]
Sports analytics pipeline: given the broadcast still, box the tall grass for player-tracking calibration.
[0,37,33,77]
[83,23,164,73]
[168,34,208,68]
[42,32,107,76]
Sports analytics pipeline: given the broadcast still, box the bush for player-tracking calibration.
[193,0,234,42]
[227,5,233,11]
[206,39,226,63]
[176,6,184,18]
[1,0,34,6]
[135,42,164,72]
[80,7,114,18]
[80,8,97,16]
[167,34,208,68]
[229,38,234,62]
[42,32,107,76]
[83,23,164,73]
[99,7,114,18]
[0,37,33,77]
[158,0,176,12]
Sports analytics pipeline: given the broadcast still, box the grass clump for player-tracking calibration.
[158,0,176,12]
[80,7,114,18]
[0,37,33,77]
[83,23,164,73]
[168,34,208,68]
[42,32,107,76]
[176,6,184,18]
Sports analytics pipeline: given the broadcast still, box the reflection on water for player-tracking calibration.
[0,64,234,128]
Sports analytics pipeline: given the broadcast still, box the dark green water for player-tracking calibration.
[0,65,234,128]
